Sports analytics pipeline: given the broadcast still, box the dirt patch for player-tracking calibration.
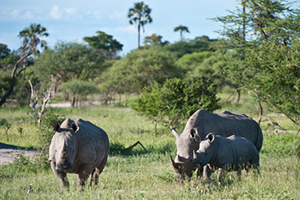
[0,143,37,165]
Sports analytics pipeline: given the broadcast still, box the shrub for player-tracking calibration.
[131,78,221,132]
[36,109,65,168]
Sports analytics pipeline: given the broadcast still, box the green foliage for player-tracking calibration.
[35,41,105,86]
[131,78,220,129]
[37,108,65,165]
[0,43,11,60]
[0,118,11,136]
[98,47,182,98]
[174,24,190,41]
[214,0,300,127]
[18,23,49,55]
[164,36,217,58]
[143,34,169,47]
[84,31,123,60]
[60,79,99,96]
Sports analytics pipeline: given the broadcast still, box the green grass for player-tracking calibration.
[0,101,300,199]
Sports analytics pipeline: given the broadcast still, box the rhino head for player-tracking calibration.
[49,119,79,172]
[193,133,215,167]
[170,127,200,181]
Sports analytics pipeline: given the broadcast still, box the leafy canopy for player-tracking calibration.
[131,78,221,130]
[98,47,182,96]
[35,41,105,86]
[83,31,123,59]
[215,0,300,127]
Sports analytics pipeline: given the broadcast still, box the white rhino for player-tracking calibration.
[49,118,109,191]
[170,109,263,181]
[193,133,260,182]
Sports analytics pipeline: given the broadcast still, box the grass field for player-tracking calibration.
[0,96,299,199]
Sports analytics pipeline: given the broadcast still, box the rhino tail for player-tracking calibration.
[255,125,263,152]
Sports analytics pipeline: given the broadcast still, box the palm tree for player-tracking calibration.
[128,2,152,48]
[18,23,49,57]
[174,25,190,41]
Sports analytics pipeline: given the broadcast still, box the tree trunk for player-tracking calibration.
[257,101,263,124]
[236,89,241,103]
[138,23,141,48]
[71,96,75,108]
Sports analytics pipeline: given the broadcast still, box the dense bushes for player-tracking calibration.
[131,78,220,132]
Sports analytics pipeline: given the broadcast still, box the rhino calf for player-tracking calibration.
[49,118,109,191]
[193,133,259,182]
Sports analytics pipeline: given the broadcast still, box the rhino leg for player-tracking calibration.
[91,156,108,186]
[196,166,203,179]
[77,165,94,190]
[203,165,213,181]
[196,165,213,181]
[217,168,225,183]
[50,161,69,191]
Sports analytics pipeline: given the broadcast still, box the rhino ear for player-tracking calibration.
[190,128,200,142]
[52,121,60,132]
[71,122,79,133]
[208,132,215,143]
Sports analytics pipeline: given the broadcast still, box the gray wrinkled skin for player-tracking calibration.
[170,109,263,181]
[193,133,260,182]
[49,118,109,191]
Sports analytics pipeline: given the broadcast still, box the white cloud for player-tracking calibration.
[10,10,19,18]
[50,5,62,19]
[23,11,34,19]
[117,26,136,34]
[64,8,76,15]
[86,10,102,20]
[109,11,125,20]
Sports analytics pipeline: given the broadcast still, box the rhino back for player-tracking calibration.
[182,109,262,151]
[214,135,259,167]
[74,119,109,167]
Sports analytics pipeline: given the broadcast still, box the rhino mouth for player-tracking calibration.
[55,161,73,171]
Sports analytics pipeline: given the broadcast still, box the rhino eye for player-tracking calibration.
[204,153,208,156]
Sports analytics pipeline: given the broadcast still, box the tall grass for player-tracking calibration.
[0,101,299,199]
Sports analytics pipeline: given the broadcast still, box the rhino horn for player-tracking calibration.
[171,127,180,138]
[192,150,197,159]
[170,155,181,173]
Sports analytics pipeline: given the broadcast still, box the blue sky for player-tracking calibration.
[1,0,299,56]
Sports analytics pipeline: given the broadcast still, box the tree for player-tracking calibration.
[18,23,49,56]
[128,1,153,48]
[97,47,182,104]
[60,79,99,108]
[35,41,105,98]
[143,34,169,47]
[131,78,220,133]
[0,43,11,60]
[164,36,217,58]
[83,31,123,60]
[174,25,190,41]
[215,0,300,128]
[0,23,49,106]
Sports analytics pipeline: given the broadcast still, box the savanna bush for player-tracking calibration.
[37,108,65,167]
[131,78,220,131]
